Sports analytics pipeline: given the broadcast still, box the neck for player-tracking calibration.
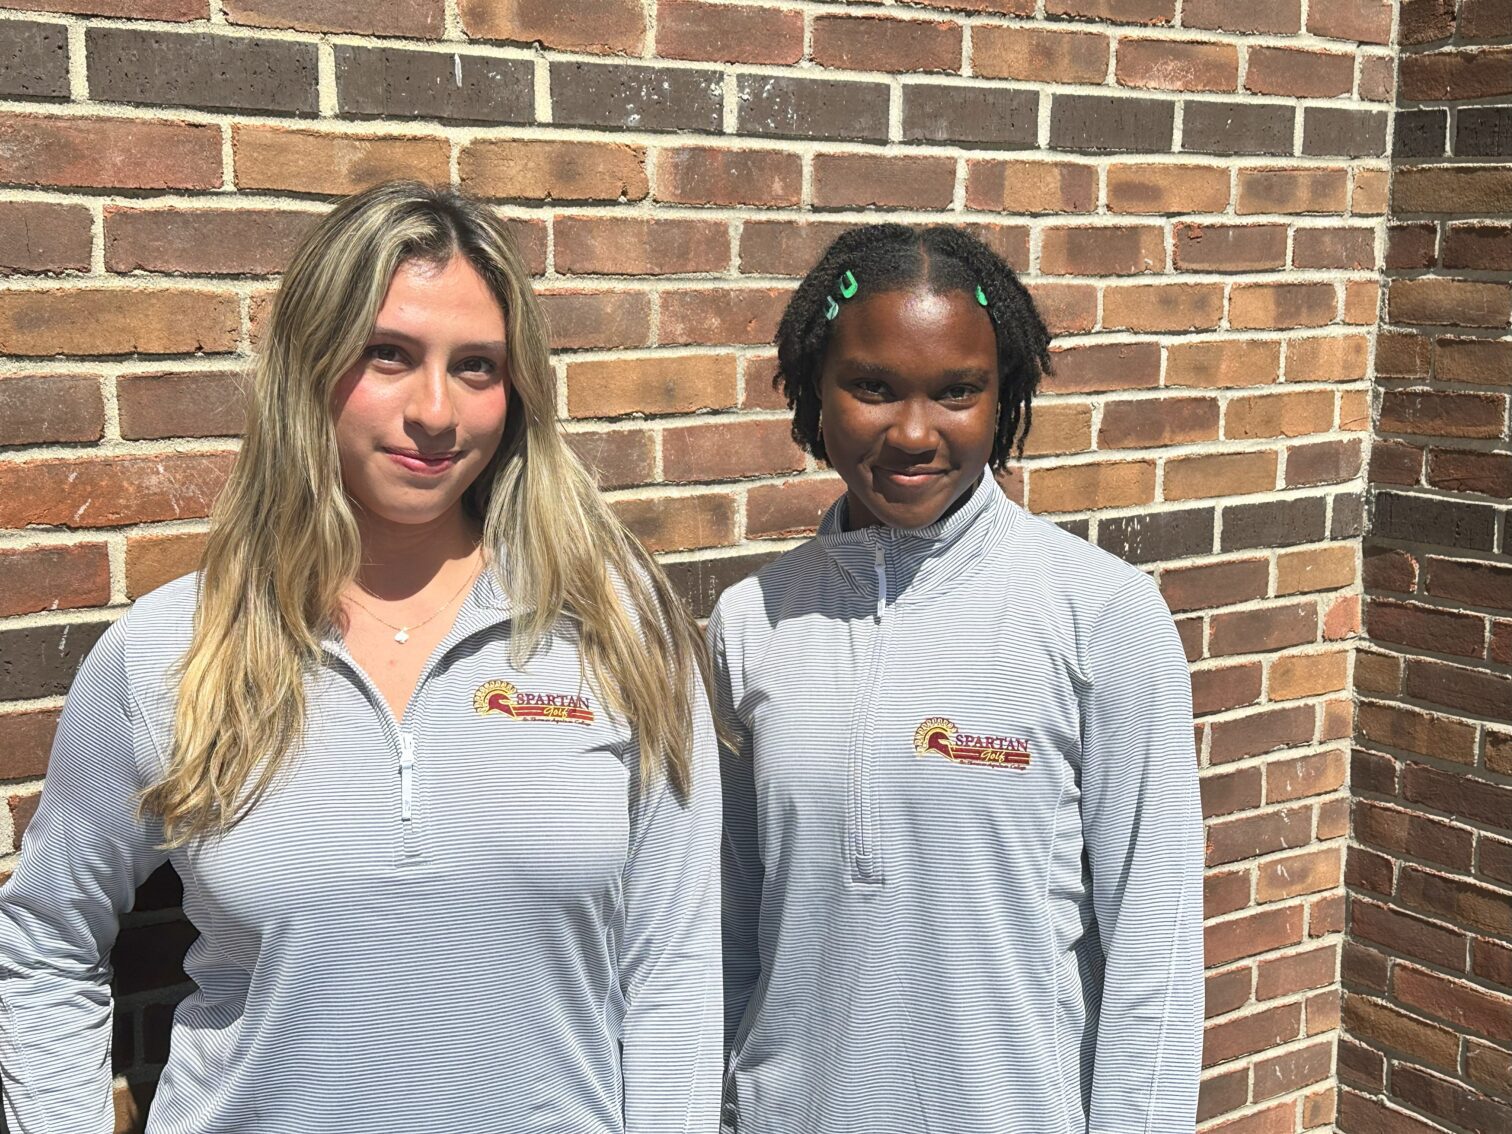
[353,504,482,600]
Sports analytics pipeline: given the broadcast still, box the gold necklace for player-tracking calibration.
[347,560,481,645]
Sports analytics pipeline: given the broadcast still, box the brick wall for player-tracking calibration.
[1340,2,1512,1131]
[0,1,1399,1129]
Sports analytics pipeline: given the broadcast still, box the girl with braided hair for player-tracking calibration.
[710,224,1203,1133]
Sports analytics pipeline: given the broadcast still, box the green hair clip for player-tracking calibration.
[976,285,989,307]
[824,295,840,321]
[839,270,859,299]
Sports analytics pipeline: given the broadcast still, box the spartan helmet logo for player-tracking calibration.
[473,679,518,716]
[913,717,958,760]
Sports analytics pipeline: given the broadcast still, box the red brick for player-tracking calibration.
[746,476,843,539]
[105,206,315,277]
[662,418,804,483]
[460,139,647,203]
[1210,602,1318,656]
[555,216,728,276]
[812,14,960,73]
[0,453,234,529]
[233,125,449,196]
[1257,847,1342,902]
[659,287,789,346]
[1466,1038,1512,1099]
[1230,283,1338,330]
[0,543,110,618]
[612,491,736,552]
[1269,650,1349,700]
[966,160,1097,214]
[1307,0,1392,43]
[1165,451,1277,501]
[1367,599,1485,659]
[1040,225,1162,275]
[1293,227,1376,271]
[1257,944,1337,1000]
[1353,893,1468,971]
[566,428,655,490]
[0,200,91,275]
[655,147,801,208]
[1390,277,1512,328]
[0,708,57,781]
[1207,805,1314,865]
[0,373,104,446]
[566,353,737,418]
[1357,700,1478,763]
[1354,166,1389,214]
[538,290,652,352]
[1047,0,1174,24]
[812,154,955,211]
[224,0,441,36]
[1020,402,1093,457]
[1425,557,1512,611]
[0,113,220,190]
[1342,996,1461,1073]
[1101,283,1224,332]
[972,25,1108,83]
[1160,558,1269,612]
[1237,167,1349,215]
[1393,1062,1512,1134]
[1267,747,1347,804]
[1115,38,1237,91]
[1181,0,1299,33]
[1401,45,1512,101]
[654,0,803,65]
[1172,224,1287,272]
[1043,341,1160,394]
[1202,1002,1301,1067]
[1381,390,1508,439]
[1210,705,1318,763]
[1395,963,1512,1045]
[1191,662,1263,716]
[0,0,203,14]
[1285,438,1362,488]
[1201,765,1262,818]
[1205,869,1252,918]
[0,288,239,356]
[1245,46,1355,97]
[1033,284,1098,334]
[460,0,644,53]
[1098,395,1218,448]
[1252,1037,1333,1101]
[738,220,858,277]
[124,530,207,597]
[1166,339,1280,389]
[1106,162,1230,214]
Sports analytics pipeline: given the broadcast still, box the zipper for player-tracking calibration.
[398,730,416,822]
[849,535,889,883]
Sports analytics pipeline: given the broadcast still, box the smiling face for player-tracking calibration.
[818,284,1000,530]
[331,254,511,532]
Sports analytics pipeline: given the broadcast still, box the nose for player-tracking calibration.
[404,356,459,437]
[887,397,937,455]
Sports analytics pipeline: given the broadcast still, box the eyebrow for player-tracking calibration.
[839,361,993,382]
[369,326,507,354]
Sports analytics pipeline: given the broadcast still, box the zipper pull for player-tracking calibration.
[872,543,886,621]
[398,732,415,821]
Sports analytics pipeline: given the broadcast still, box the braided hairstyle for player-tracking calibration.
[774,224,1052,471]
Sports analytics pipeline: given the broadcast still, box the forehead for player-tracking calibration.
[824,285,997,376]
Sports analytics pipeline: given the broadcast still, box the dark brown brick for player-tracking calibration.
[334,45,532,124]
[1190,662,1262,716]
[1374,491,1497,553]
[1458,106,1512,158]
[551,61,721,134]
[1096,507,1213,563]
[1307,0,1393,44]
[117,371,247,440]
[1048,94,1174,153]
[0,200,90,275]
[1461,0,1512,38]
[87,27,318,116]
[1401,46,1512,101]
[1395,108,1449,160]
[1355,804,1474,876]
[1437,337,1512,384]
[1220,496,1328,552]
[105,206,315,276]
[662,551,779,620]
[0,619,112,701]
[1302,107,1389,158]
[900,83,1037,149]
[654,0,802,65]
[0,18,67,100]
[1426,557,1512,611]
[736,74,890,142]
[1381,390,1507,440]
[1443,222,1512,271]
[1183,101,1294,156]
[1200,765,1262,817]
[1394,1063,1512,1133]
[0,373,103,446]
[1285,439,1362,488]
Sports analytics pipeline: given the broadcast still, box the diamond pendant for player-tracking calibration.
[394,628,410,644]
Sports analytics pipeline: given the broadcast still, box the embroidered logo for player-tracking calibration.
[913,717,1031,771]
[473,680,595,725]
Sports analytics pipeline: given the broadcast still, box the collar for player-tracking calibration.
[322,556,519,661]
[816,473,1019,606]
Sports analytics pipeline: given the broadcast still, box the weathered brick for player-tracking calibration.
[224,0,441,36]
[1020,401,1094,457]
[1355,804,1474,875]
[1161,557,1268,612]
[334,45,531,124]
[1381,390,1507,440]
[1044,341,1160,394]
[0,113,221,190]
[1269,650,1348,701]
[1046,0,1174,24]
[736,74,890,142]
[0,288,239,356]
[105,207,315,277]
[460,139,646,204]
[1041,225,1162,276]
[0,707,58,780]
[811,13,960,73]
[1181,0,1298,33]
[1096,507,1213,564]
[1244,46,1354,97]
[1273,545,1354,599]
[966,160,1097,213]
[1206,905,1306,968]
[234,125,448,196]
[1236,167,1349,215]
[654,0,802,65]
[1201,764,1263,818]
[1225,391,1334,440]
[1443,222,1512,271]
[1402,761,1512,833]
[1183,101,1294,156]
[1252,1037,1333,1100]
[812,154,956,211]
[1191,662,1263,716]
[1115,38,1236,91]
[1458,107,1512,158]
[1204,1002,1302,1068]
[87,27,317,116]
[1436,338,1512,385]
[117,371,246,441]
[1402,45,1512,101]
[566,353,736,418]
[900,83,1038,149]
[0,17,67,100]
[612,492,736,553]
[1395,963,1512,1045]
[1293,227,1375,271]
[972,24,1108,83]
[0,200,89,276]
[746,477,843,540]
[1394,1063,1512,1134]
[1173,224,1286,272]
[554,216,727,276]
[1285,439,1362,488]
[663,418,804,483]
[1050,94,1174,153]
[738,220,857,276]
[1209,704,1317,761]
[1257,847,1342,902]
[1098,395,1218,448]
[1105,162,1228,214]
[1426,557,1512,611]
[0,543,110,618]
[1165,339,1279,389]
[1302,107,1389,158]
[1390,277,1512,328]
[1308,0,1392,44]
[538,290,651,351]
[1267,748,1346,803]
[0,373,103,446]
[0,0,204,16]
[461,0,643,53]
[1394,165,1512,214]
[1210,602,1317,656]
[0,619,111,701]
[658,287,789,345]
[1028,460,1156,513]
[0,453,234,530]
[653,147,800,208]
[124,530,206,598]
[1219,495,1330,550]
[551,61,721,134]
[1165,451,1277,501]
[563,428,655,491]
[1101,283,1223,331]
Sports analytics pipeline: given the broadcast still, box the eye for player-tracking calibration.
[366,343,406,365]
[850,378,892,399]
[940,383,981,402]
[456,356,497,376]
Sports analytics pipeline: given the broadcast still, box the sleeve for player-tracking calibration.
[619,665,723,1134]
[0,616,170,1134]
[707,601,762,1053]
[1079,577,1204,1134]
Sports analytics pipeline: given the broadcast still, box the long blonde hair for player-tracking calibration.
[144,182,705,845]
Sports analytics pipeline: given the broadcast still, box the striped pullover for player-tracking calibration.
[0,570,722,1134]
[710,474,1203,1134]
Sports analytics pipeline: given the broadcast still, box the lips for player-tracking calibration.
[384,447,462,476]
[875,466,949,487]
